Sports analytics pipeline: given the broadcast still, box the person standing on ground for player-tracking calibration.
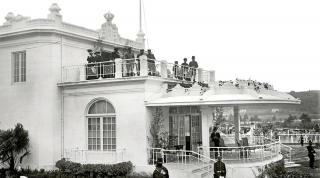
[213,155,226,178]
[189,56,198,81]
[307,140,316,169]
[300,135,304,146]
[153,158,169,178]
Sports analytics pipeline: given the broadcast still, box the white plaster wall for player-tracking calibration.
[63,80,165,166]
[0,33,62,169]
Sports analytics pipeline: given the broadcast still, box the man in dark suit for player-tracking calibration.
[146,49,156,76]
[124,47,135,76]
[153,158,169,178]
[214,155,226,178]
[189,56,198,81]
[307,140,316,169]
[86,49,96,80]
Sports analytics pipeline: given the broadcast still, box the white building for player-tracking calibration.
[0,3,300,177]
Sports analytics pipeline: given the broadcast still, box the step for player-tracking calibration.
[285,164,301,168]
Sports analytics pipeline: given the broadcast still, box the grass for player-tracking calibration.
[284,144,320,177]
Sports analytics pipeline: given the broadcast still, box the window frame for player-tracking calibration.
[86,100,116,151]
[12,51,26,83]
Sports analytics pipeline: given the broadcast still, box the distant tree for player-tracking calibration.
[253,115,260,121]
[0,123,30,171]
[281,114,296,127]
[257,123,262,128]
[243,114,249,121]
[300,113,311,128]
[272,115,277,122]
[262,123,274,136]
[214,107,226,125]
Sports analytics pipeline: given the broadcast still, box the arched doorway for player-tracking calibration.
[169,106,201,152]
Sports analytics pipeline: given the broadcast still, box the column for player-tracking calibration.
[115,58,122,78]
[161,60,167,78]
[200,106,213,158]
[234,106,241,145]
[79,65,86,81]
[209,70,215,83]
[139,55,148,76]
[198,68,203,82]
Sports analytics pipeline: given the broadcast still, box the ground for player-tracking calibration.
[285,144,320,177]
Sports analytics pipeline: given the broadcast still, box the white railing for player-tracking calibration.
[279,143,292,162]
[278,134,320,143]
[147,148,236,178]
[65,148,125,164]
[62,57,215,84]
[200,141,281,163]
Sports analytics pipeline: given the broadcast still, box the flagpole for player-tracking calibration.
[139,0,142,31]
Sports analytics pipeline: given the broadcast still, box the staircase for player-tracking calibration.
[284,158,301,168]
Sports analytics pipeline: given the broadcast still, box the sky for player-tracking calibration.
[1,0,320,92]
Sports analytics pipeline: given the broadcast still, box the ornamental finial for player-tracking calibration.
[5,12,14,21]
[49,3,61,13]
[104,11,114,23]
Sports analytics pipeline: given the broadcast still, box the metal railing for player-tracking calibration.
[65,148,125,164]
[62,58,215,84]
[147,148,235,178]
[278,134,320,143]
[199,141,281,163]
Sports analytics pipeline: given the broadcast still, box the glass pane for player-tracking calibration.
[103,138,107,143]
[88,145,92,150]
[103,124,107,130]
[191,106,199,113]
[107,124,111,130]
[112,117,115,123]
[103,117,106,123]
[112,131,116,137]
[88,102,97,114]
[169,107,177,114]
[179,106,190,114]
[97,145,101,150]
[108,131,111,137]
[112,145,116,149]
[107,102,115,113]
[88,118,91,124]
[97,100,107,114]
[88,138,93,144]
[107,117,111,123]
[108,145,111,149]
[103,145,107,150]
[112,138,116,144]
[111,124,115,130]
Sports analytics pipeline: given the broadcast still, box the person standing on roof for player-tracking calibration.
[147,49,156,76]
[189,56,198,81]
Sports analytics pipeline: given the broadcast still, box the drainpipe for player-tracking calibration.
[60,35,64,158]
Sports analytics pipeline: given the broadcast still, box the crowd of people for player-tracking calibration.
[218,78,274,91]
[86,47,158,79]
[86,47,200,81]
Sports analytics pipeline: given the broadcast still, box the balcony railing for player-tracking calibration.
[62,56,215,84]
[64,148,125,164]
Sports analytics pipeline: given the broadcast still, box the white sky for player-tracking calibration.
[1,0,320,92]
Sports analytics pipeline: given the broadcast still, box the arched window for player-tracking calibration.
[87,100,116,151]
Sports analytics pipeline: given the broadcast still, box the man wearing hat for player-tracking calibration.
[307,140,316,169]
[189,56,198,81]
[86,49,96,80]
[213,155,226,178]
[153,158,169,178]
[146,49,156,76]
[136,49,145,76]
[181,58,189,80]
[124,47,135,77]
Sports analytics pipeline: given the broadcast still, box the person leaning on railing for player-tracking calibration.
[147,49,156,76]
[172,61,181,80]
[124,47,135,77]
[94,50,103,79]
[86,49,96,80]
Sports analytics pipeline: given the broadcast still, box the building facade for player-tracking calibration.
[0,3,300,174]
